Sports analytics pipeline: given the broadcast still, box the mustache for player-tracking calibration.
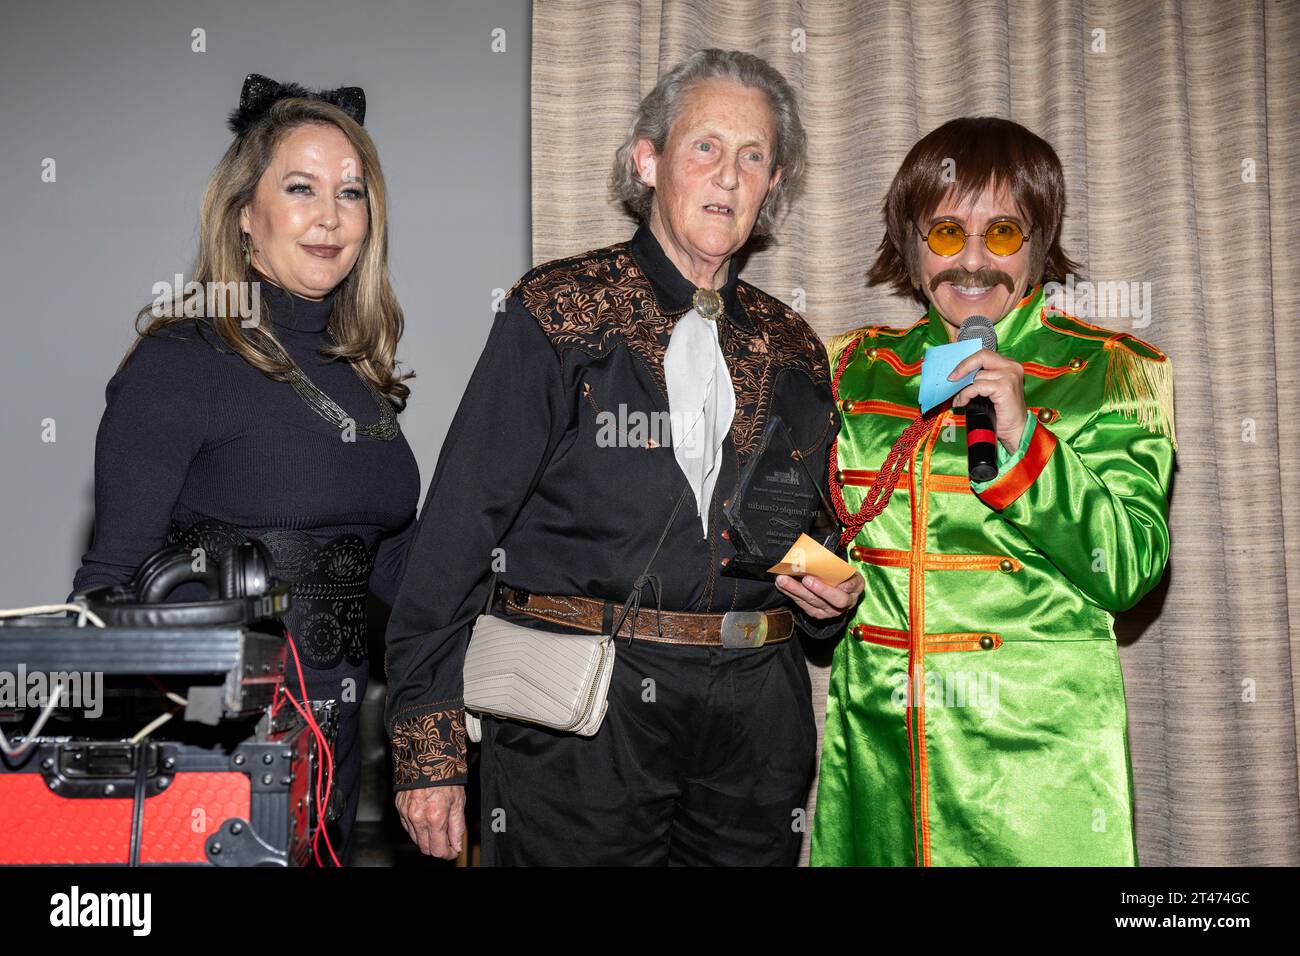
[929,267,1015,295]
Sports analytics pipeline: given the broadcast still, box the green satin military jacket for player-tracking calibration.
[809,284,1175,866]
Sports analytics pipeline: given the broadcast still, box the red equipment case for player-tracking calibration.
[0,623,335,866]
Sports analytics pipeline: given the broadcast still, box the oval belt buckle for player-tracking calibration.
[721,610,768,648]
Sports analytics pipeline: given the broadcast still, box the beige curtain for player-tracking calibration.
[529,0,1300,865]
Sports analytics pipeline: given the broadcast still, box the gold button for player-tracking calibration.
[840,399,854,413]
[979,635,994,650]
[836,470,846,485]
[866,347,879,360]
[1037,408,1055,423]
[1067,357,1083,370]
[999,559,1014,573]
[850,547,863,560]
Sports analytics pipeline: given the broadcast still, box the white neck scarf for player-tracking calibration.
[664,306,736,536]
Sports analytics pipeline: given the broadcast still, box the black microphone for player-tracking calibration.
[957,315,998,482]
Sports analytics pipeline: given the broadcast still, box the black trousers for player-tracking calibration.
[479,633,817,866]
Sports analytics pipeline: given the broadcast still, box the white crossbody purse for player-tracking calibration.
[463,488,690,743]
[463,614,615,742]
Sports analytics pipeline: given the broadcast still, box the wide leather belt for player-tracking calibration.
[494,585,793,648]
[168,518,374,671]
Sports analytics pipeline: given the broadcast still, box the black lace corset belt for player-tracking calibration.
[167,518,375,670]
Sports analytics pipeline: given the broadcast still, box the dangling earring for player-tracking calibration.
[240,232,252,267]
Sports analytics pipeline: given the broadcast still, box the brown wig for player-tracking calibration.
[867,116,1081,305]
[126,97,412,409]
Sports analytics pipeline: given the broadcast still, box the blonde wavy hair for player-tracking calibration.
[127,97,412,409]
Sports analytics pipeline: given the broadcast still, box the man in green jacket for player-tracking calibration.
[810,117,1175,866]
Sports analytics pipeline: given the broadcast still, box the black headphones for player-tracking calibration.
[79,539,291,628]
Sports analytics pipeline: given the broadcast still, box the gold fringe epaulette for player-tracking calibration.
[1041,307,1177,451]
[824,327,869,365]
[824,320,919,365]
[1102,336,1177,450]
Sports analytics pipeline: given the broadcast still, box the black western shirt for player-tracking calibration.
[384,224,846,789]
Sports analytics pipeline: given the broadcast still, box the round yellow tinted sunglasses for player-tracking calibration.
[918,219,1030,257]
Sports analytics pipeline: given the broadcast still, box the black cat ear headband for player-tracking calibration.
[226,72,366,134]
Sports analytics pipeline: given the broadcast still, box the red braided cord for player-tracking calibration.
[828,336,942,549]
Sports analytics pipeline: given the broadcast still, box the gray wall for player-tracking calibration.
[0,0,531,605]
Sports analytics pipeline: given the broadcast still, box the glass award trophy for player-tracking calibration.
[721,415,839,580]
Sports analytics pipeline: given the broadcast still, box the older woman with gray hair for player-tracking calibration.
[384,48,863,865]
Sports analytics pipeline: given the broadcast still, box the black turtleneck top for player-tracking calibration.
[72,279,421,637]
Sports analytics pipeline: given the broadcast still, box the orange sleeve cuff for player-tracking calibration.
[975,423,1058,510]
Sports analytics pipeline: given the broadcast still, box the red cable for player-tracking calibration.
[279,686,335,866]
[278,682,333,865]
[270,678,284,719]
[280,628,341,868]
[290,639,338,868]
[275,631,326,861]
